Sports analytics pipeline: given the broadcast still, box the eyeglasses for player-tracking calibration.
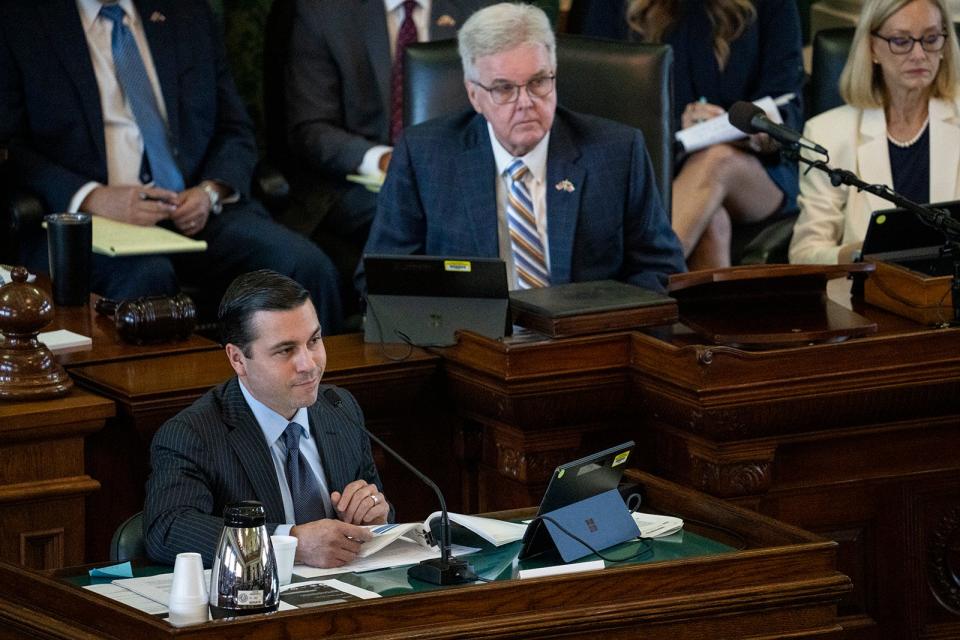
[470,74,556,105]
[871,31,947,54]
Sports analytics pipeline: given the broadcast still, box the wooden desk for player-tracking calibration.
[68,335,445,560]
[0,472,850,639]
[34,290,959,638]
[0,388,113,570]
[438,305,960,640]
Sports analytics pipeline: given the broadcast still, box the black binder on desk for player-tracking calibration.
[509,280,678,337]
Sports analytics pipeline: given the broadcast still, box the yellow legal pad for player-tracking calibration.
[92,217,207,257]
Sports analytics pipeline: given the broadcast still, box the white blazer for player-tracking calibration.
[789,97,960,264]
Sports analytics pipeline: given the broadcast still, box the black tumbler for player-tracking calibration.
[45,213,92,306]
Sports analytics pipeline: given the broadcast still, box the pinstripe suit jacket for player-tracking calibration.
[362,107,686,293]
[144,377,382,567]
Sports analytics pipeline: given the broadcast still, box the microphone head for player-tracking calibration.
[728,101,764,135]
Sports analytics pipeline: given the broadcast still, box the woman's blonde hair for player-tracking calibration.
[840,0,960,108]
[626,0,756,69]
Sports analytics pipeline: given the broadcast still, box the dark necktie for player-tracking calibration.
[99,4,185,191]
[282,423,331,524]
[389,0,419,143]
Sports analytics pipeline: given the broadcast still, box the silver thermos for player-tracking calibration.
[209,501,280,619]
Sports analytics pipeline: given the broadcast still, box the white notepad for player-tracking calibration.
[37,329,92,355]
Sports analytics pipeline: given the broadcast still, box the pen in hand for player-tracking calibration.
[139,191,173,203]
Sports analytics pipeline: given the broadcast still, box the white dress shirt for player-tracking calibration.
[238,380,333,535]
[358,0,433,177]
[489,122,552,290]
[70,0,170,211]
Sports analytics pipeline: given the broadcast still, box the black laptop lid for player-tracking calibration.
[534,441,636,516]
[862,201,958,256]
[518,441,635,560]
[364,254,508,298]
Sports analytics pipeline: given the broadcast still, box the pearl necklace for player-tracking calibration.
[887,114,930,148]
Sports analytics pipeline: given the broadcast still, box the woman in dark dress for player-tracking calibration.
[573,0,804,269]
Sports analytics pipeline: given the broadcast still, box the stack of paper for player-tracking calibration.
[38,329,92,355]
[631,512,684,538]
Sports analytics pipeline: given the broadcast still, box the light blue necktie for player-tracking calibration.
[506,159,550,289]
[282,422,333,524]
[99,4,184,191]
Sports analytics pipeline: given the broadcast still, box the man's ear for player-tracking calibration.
[225,343,247,378]
[465,80,483,114]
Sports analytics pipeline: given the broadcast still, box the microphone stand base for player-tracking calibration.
[407,557,474,585]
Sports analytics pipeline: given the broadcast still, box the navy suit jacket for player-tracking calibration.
[0,0,257,212]
[363,107,686,292]
[144,378,383,567]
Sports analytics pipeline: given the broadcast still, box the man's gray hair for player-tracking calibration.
[458,3,556,81]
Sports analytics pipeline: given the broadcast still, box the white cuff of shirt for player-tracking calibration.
[358,145,393,178]
[273,523,294,537]
[69,182,102,213]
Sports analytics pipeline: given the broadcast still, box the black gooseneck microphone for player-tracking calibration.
[321,388,474,585]
[728,101,828,155]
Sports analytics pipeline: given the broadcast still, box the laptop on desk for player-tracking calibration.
[862,201,958,256]
[518,441,639,562]
[363,254,510,347]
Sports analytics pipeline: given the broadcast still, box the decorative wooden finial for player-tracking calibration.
[0,267,73,399]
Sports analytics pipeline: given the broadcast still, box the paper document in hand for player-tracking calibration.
[674,95,788,155]
[425,512,527,546]
[361,512,526,558]
[92,216,207,257]
[294,541,479,578]
[358,522,432,558]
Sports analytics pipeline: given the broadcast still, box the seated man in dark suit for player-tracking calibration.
[362,2,685,293]
[0,0,343,332]
[283,0,488,282]
[145,270,390,568]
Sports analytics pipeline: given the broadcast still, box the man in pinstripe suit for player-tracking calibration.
[144,270,390,568]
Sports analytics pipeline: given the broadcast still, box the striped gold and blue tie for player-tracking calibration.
[506,158,549,289]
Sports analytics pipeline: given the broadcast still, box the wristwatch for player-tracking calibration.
[201,182,223,215]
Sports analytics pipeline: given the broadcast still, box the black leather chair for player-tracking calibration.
[110,511,146,562]
[404,34,675,215]
[0,149,44,267]
[807,27,855,119]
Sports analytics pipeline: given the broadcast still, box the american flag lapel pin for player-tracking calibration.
[435,15,456,27]
[555,179,575,193]
[150,11,166,22]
